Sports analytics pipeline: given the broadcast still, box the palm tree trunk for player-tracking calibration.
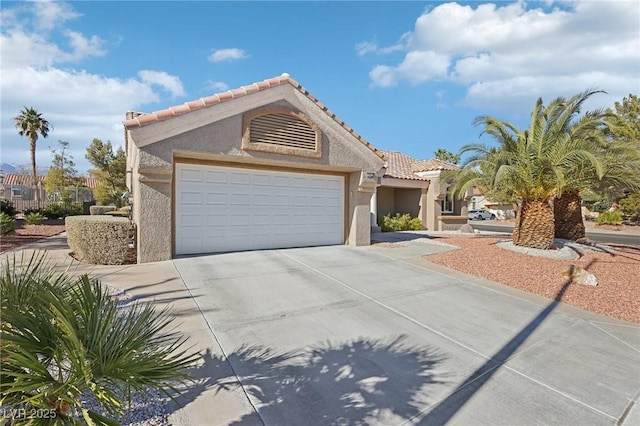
[30,138,40,203]
[554,189,585,240]
[513,199,555,249]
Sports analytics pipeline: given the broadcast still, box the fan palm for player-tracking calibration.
[451,91,607,249]
[13,107,52,202]
[1,253,198,425]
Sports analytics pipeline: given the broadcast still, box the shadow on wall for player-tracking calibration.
[174,335,448,425]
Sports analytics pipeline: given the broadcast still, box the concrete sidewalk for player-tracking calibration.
[3,233,639,425]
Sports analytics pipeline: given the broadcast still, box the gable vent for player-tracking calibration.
[250,114,316,150]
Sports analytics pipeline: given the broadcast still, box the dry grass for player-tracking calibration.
[426,236,640,323]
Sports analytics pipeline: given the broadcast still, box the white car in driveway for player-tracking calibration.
[468,209,496,220]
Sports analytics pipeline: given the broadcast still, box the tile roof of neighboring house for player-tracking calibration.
[1,174,99,189]
[123,73,385,160]
[411,158,459,172]
[380,150,459,181]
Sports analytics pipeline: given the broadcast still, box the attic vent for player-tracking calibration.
[242,107,322,158]
[250,114,316,150]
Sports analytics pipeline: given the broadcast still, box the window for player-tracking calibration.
[11,186,22,197]
[441,188,453,213]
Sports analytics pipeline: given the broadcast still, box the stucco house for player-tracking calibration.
[373,151,467,231]
[124,74,386,263]
[123,74,469,263]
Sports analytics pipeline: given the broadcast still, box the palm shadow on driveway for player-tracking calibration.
[177,335,447,425]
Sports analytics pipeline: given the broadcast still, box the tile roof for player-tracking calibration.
[411,158,459,172]
[1,174,99,188]
[123,73,385,160]
[380,150,459,181]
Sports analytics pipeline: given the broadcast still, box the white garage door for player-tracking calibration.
[175,164,345,255]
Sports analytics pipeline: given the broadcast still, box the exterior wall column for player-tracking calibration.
[425,173,441,231]
[418,187,428,229]
[370,186,381,232]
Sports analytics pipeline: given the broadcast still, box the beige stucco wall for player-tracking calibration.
[126,84,384,263]
[394,188,421,218]
[376,187,395,219]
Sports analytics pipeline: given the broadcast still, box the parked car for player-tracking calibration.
[468,209,496,220]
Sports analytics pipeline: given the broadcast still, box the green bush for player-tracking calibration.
[66,216,131,264]
[595,211,623,225]
[89,205,116,215]
[590,200,612,213]
[23,207,45,216]
[619,192,640,222]
[43,202,83,219]
[0,199,17,217]
[24,212,45,225]
[379,213,422,232]
[0,253,198,424]
[0,212,16,234]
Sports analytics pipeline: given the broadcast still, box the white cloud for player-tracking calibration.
[206,80,229,92]
[368,0,640,112]
[208,48,249,63]
[0,2,186,173]
[138,70,185,98]
[355,33,410,56]
[0,2,105,69]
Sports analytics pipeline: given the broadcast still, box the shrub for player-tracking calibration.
[590,200,612,213]
[24,211,45,225]
[66,216,131,264]
[595,211,623,225]
[0,212,16,234]
[43,202,83,219]
[0,199,17,217]
[0,252,198,424]
[619,192,640,222]
[90,205,116,215]
[379,213,422,232]
[23,207,45,216]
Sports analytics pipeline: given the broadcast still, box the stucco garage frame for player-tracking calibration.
[124,74,386,263]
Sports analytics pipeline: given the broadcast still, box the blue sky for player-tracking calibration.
[1,0,638,174]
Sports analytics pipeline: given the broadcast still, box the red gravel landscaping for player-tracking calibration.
[0,221,66,253]
[426,236,640,324]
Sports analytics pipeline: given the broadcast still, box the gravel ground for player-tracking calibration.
[0,223,66,253]
[426,236,640,323]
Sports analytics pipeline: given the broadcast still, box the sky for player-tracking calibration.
[1,0,638,175]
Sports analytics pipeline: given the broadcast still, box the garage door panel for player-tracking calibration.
[176,164,344,255]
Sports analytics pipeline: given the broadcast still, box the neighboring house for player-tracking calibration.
[124,73,386,263]
[467,186,515,219]
[373,151,467,231]
[0,173,98,203]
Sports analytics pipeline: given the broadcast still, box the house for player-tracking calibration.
[467,186,515,219]
[373,151,468,231]
[124,74,386,263]
[0,174,46,202]
[123,74,473,263]
[0,173,98,204]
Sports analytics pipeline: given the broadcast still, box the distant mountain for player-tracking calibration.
[0,163,18,173]
[0,163,49,175]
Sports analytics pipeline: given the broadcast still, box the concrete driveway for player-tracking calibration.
[172,241,640,426]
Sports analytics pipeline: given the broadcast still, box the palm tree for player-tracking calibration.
[1,253,198,424]
[13,107,52,202]
[553,98,640,240]
[451,92,606,249]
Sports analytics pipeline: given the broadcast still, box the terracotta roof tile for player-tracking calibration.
[2,174,99,188]
[411,158,459,172]
[123,73,385,160]
[380,150,459,181]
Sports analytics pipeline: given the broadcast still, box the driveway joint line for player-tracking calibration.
[506,366,618,420]
[282,253,492,361]
[588,322,640,354]
[172,261,266,426]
